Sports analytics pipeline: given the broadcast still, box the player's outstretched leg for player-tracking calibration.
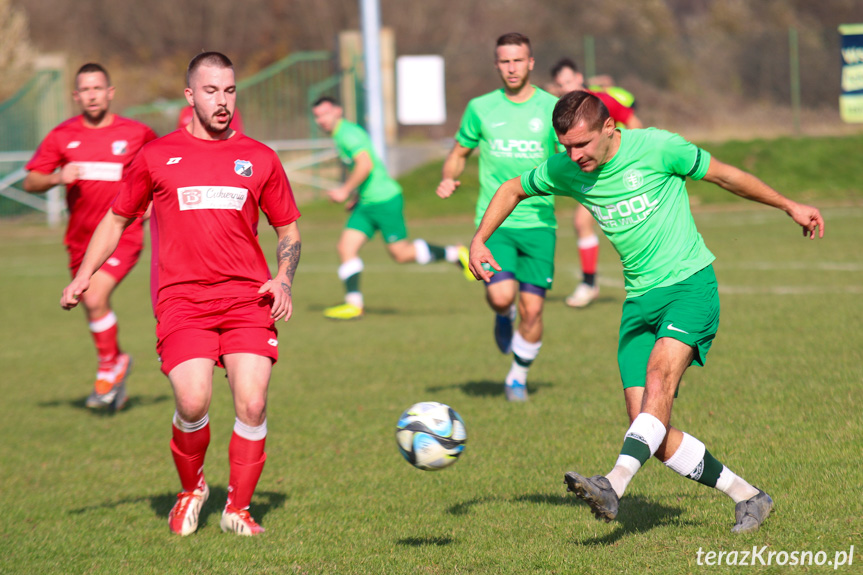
[564,472,620,522]
[663,431,773,533]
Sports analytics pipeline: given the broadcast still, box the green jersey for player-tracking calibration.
[522,128,715,297]
[332,119,401,204]
[455,86,559,229]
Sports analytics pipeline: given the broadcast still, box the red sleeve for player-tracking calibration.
[593,91,633,125]
[25,129,63,174]
[259,151,300,227]
[112,149,153,218]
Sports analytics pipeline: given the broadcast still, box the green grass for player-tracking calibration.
[0,135,861,574]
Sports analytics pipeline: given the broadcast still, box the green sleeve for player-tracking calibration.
[338,124,373,160]
[520,157,557,197]
[455,101,481,149]
[660,131,711,180]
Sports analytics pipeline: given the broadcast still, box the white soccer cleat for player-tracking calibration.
[565,283,599,308]
[168,483,209,536]
[220,505,265,536]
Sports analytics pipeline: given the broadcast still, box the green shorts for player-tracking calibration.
[345,195,407,243]
[617,265,720,389]
[486,226,556,290]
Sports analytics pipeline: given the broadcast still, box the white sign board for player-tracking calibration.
[396,55,446,125]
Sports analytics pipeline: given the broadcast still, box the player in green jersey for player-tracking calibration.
[312,97,468,320]
[436,33,559,402]
[550,58,643,309]
[468,91,824,532]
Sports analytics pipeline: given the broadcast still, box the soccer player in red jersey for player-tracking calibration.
[61,52,302,537]
[550,58,643,309]
[24,63,157,410]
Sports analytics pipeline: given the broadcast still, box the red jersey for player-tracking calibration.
[112,128,300,307]
[26,115,157,260]
[587,89,634,126]
[177,106,244,133]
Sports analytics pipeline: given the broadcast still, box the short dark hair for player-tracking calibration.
[186,51,233,87]
[312,96,339,108]
[496,32,532,56]
[552,90,610,134]
[75,63,110,86]
[550,58,578,79]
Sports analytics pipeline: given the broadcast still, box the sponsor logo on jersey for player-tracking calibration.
[167,157,182,165]
[491,121,507,128]
[177,186,248,211]
[590,192,658,229]
[111,140,128,155]
[234,159,253,177]
[623,169,644,191]
[67,141,81,149]
[489,139,546,159]
[528,117,544,132]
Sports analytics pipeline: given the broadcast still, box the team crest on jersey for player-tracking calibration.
[623,169,644,191]
[234,159,253,177]
[528,117,544,133]
[112,140,128,155]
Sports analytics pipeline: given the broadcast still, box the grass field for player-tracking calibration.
[1,136,861,574]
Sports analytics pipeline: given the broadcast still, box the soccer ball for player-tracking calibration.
[395,402,467,471]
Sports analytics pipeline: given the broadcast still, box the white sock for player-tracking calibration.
[606,455,641,498]
[577,235,599,250]
[338,258,363,280]
[444,245,460,263]
[511,331,541,362]
[233,417,268,441]
[413,239,432,264]
[664,432,706,477]
[606,413,666,497]
[345,292,363,308]
[173,411,209,433]
[715,467,760,503]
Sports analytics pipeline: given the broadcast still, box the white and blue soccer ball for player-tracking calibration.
[395,402,467,471]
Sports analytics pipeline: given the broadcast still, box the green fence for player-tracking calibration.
[0,68,67,219]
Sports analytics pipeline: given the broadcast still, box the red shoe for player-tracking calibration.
[220,505,265,536]
[168,483,209,536]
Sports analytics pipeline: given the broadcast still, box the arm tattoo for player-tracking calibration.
[277,233,301,295]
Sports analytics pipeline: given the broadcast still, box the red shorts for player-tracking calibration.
[155,296,278,375]
[69,226,143,283]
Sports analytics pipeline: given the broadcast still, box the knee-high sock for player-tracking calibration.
[606,412,666,497]
[664,432,760,503]
[170,412,210,492]
[90,311,120,372]
[227,418,267,510]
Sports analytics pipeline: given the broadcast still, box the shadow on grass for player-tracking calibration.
[396,536,454,547]
[447,492,691,544]
[569,494,692,546]
[69,486,287,530]
[426,380,553,398]
[38,394,171,415]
